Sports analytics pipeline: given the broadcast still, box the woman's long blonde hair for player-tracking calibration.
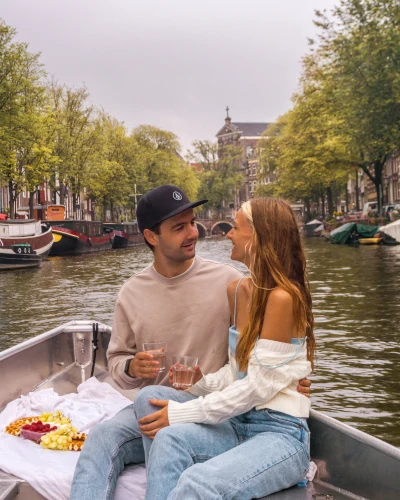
[235,197,315,371]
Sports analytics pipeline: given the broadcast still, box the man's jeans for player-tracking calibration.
[144,387,310,500]
[69,386,196,500]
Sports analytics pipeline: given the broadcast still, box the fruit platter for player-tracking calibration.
[5,410,87,451]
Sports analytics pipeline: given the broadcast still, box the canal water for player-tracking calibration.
[1,238,399,447]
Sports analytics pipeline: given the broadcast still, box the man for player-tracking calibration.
[70,185,310,500]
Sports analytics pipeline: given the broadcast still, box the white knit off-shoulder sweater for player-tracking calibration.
[168,338,312,426]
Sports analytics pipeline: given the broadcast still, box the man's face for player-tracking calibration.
[153,209,199,262]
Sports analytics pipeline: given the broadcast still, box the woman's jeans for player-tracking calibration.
[69,386,197,500]
[144,388,310,500]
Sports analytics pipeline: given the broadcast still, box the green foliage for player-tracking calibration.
[0,19,58,217]
[189,140,243,216]
[86,123,199,220]
[259,0,400,214]
[48,82,98,209]
[312,0,400,208]
[0,19,199,221]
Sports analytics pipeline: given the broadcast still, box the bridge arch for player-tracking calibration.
[210,221,233,235]
[195,221,207,238]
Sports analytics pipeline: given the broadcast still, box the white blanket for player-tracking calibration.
[0,378,146,500]
[0,378,317,499]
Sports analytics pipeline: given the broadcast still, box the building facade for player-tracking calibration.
[347,155,400,211]
[215,111,271,214]
[0,181,94,221]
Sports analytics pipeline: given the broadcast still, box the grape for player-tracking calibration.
[34,411,82,451]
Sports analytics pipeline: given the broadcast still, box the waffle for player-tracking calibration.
[4,416,39,436]
[68,440,85,451]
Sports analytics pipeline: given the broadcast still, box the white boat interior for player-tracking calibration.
[1,321,399,500]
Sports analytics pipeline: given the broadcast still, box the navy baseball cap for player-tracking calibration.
[136,185,208,233]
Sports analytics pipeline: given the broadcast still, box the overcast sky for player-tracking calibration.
[1,0,338,152]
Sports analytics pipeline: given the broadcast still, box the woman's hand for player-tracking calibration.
[138,400,169,439]
[169,364,204,388]
[192,366,203,385]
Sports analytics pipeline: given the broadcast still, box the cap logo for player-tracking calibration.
[173,191,182,201]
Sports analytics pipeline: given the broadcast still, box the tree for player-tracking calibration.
[48,82,98,217]
[0,20,54,218]
[258,65,352,218]
[312,0,400,210]
[129,125,199,208]
[86,113,130,220]
[189,140,243,217]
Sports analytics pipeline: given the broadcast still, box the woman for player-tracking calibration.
[135,198,315,499]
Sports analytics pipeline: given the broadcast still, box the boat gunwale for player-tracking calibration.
[0,320,111,363]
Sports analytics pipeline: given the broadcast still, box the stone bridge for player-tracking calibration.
[195,219,234,238]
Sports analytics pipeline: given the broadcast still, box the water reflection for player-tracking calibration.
[0,238,399,446]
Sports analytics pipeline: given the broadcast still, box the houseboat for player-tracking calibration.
[103,222,144,248]
[0,219,54,271]
[46,220,114,255]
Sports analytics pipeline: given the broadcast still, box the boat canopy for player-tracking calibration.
[380,219,400,243]
[330,222,379,244]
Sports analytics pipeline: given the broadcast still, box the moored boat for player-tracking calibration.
[358,237,384,245]
[329,222,380,245]
[103,222,144,248]
[380,219,400,245]
[0,320,399,500]
[0,219,54,271]
[304,219,323,237]
[46,220,114,255]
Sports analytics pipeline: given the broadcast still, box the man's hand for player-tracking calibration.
[297,378,311,398]
[129,352,160,379]
[138,400,169,439]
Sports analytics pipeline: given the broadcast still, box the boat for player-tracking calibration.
[0,320,399,500]
[320,229,331,241]
[329,222,380,245]
[358,237,384,245]
[380,219,400,245]
[103,222,144,248]
[313,223,324,236]
[0,219,54,271]
[45,220,114,255]
[304,219,323,237]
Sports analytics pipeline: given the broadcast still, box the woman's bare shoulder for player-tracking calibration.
[261,287,294,342]
[268,287,293,305]
[227,276,251,297]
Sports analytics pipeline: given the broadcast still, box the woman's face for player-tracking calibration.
[227,209,253,264]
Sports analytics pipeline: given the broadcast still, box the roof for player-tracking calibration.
[231,122,271,137]
[216,121,271,138]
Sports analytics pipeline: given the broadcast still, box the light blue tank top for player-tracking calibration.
[229,277,303,379]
